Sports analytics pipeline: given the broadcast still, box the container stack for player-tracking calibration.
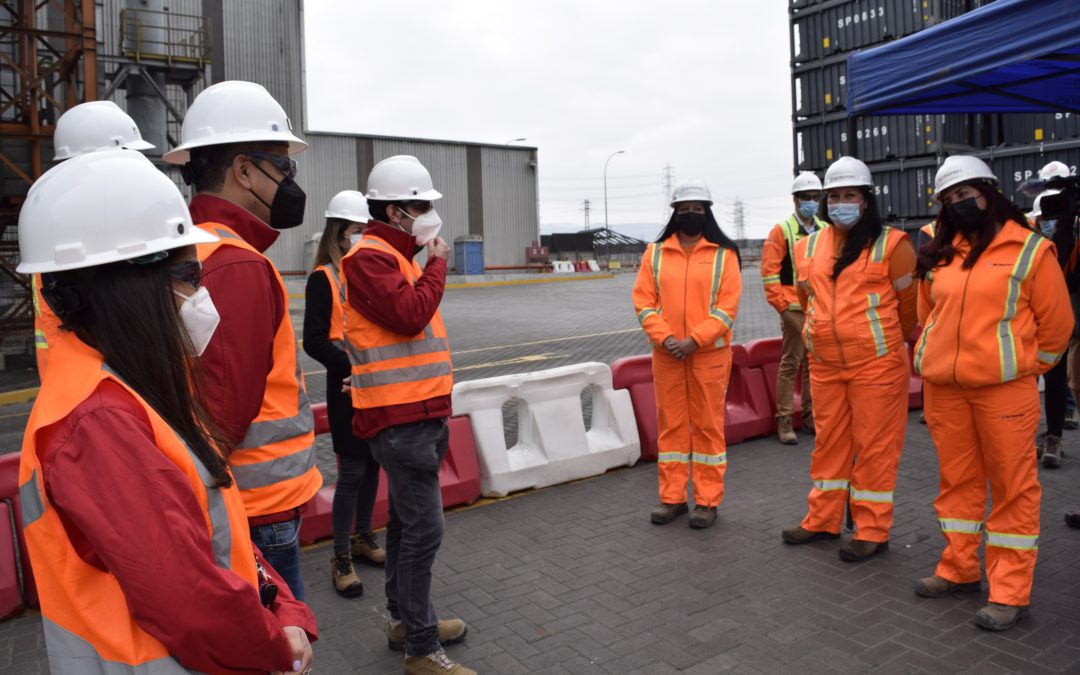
[790,0,1080,226]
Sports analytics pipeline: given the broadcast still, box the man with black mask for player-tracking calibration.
[164,81,322,602]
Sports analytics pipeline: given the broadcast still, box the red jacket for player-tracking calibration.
[188,195,285,447]
[37,379,316,673]
[342,221,452,438]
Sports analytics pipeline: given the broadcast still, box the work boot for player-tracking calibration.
[387,618,467,652]
[919,411,926,424]
[803,412,815,434]
[404,649,476,674]
[781,526,839,545]
[1036,431,1047,459]
[838,539,888,562]
[650,502,688,525]
[688,505,717,529]
[777,416,797,445]
[350,530,386,566]
[974,603,1028,631]
[330,552,363,598]
[914,574,981,598]
[1042,434,1064,468]
[1066,409,1079,430]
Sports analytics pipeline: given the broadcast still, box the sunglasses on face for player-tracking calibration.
[244,152,298,181]
[169,259,202,288]
[400,200,433,215]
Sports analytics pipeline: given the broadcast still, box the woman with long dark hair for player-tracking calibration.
[304,189,384,598]
[912,155,1072,631]
[633,178,742,530]
[781,156,917,563]
[16,151,315,673]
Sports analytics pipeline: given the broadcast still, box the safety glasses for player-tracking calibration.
[245,152,298,181]
[400,200,433,215]
[169,259,202,289]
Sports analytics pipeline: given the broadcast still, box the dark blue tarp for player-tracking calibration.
[847,0,1080,116]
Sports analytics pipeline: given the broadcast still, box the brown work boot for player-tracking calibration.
[650,502,689,525]
[838,539,888,562]
[974,603,1028,631]
[330,552,363,598]
[351,530,386,566]
[688,505,717,529]
[1041,434,1064,468]
[803,412,815,434]
[404,648,476,674]
[914,574,981,598]
[781,526,839,544]
[387,618,468,652]
[777,416,797,445]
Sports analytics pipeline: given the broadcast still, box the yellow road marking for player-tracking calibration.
[0,388,38,406]
[454,353,560,372]
[446,274,613,289]
[452,328,641,355]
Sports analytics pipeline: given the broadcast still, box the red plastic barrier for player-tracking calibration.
[0,453,36,610]
[611,355,658,462]
[744,337,805,428]
[312,402,329,436]
[0,503,24,620]
[299,415,481,544]
[725,345,776,444]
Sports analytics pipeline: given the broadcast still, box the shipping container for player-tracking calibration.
[793,58,848,116]
[870,160,937,220]
[795,114,969,169]
[1000,113,1080,146]
[982,145,1080,212]
[790,0,969,63]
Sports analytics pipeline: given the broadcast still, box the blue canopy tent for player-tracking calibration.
[847,0,1080,117]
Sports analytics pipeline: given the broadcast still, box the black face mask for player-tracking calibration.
[249,164,307,230]
[945,197,986,235]
[678,212,706,237]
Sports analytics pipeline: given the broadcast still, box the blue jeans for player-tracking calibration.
[250,516,304,601]
[368,418,449,657]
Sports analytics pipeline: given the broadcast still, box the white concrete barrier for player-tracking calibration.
[552,260,575,274]
[587,260,601,272]
[452,362,640,497]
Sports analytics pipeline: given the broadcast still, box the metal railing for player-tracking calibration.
[119,8,211,67]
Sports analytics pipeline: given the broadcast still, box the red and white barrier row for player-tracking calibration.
[0,337,924,621]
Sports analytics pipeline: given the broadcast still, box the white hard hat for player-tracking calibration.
[1030,189,1061,218]
[53,101,154,160]
[791,172,823,194]
[933,155,998,201]
[17,151,216,274]
[823,156,873,190]
[325,190,371,222]
[365,155,442,202]
[670,178,713,206]
[162,81,307,165]
[1039,161,1071,181]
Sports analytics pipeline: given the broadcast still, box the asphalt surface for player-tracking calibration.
[4,267,1080,673]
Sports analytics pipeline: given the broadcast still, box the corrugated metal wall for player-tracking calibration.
[480,146,540,266]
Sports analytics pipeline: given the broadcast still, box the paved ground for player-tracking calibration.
[4,266,1080,673]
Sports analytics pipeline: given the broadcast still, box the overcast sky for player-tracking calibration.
[302,1,793,241]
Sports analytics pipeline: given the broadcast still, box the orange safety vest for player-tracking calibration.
[761,215,827,313]
[18,333,259,672]
[197,223,321,517]
[340,234,453,409]
[796,226,909,367]
[31,273,63,376]
[915,220,1069,387]
[316,264,345,346]
[633,237,740,351]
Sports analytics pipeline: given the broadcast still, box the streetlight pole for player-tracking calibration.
[604,150,625,231]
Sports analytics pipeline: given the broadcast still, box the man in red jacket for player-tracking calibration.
[163,81,321,601]
[341,155,473,675]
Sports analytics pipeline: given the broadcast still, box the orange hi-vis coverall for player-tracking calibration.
[761,214,828,419]
[915,219,1073,607]
[633,237,741,508]
[794,226,918,542]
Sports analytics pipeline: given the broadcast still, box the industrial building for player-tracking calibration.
[790,0,1080,228]
[0,0,540,360]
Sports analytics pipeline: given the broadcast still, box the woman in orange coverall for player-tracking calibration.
[781,156,918,562]
[632,178,742,530]
[913,155,1072,631]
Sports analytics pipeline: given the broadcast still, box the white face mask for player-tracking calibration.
[173,286,220,356]
[348,233,363,249]
[399,206,443,245]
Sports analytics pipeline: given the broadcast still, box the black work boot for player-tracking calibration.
[974,603,1028,631]
[688,506,717,529]
[650,502,688,525]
